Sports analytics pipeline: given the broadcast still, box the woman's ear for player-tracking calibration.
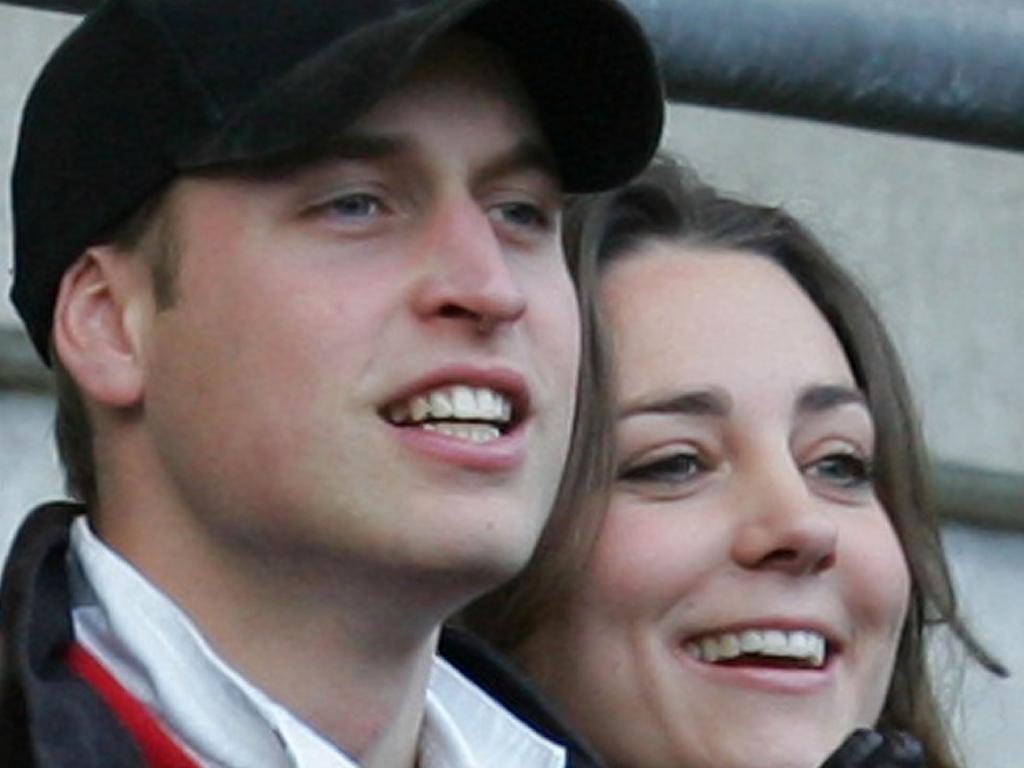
[52,246,153,409]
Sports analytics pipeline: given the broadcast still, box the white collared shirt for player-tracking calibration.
[67,518,565,768]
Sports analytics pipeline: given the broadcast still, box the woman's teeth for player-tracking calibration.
[387,385,513,443]
[685,629,827,668]
[421,422,501,442]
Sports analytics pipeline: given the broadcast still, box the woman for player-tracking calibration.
[464,156,1004,768]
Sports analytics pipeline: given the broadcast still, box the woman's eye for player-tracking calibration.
[619,451,707,485]
[806,452,874,489]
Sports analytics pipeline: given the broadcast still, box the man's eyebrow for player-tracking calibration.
[473,139,560,188]
[248,134,559,187]
[618,388,732,419]
[221,133,407,181]
[795,384,867,414]
[317,132,408,162]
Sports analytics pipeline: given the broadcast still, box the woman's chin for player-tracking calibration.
[678,718,850,768]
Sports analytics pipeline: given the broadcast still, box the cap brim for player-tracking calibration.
[181,0,664,193]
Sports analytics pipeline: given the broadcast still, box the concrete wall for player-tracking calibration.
[0,7,75,328]
[1,5,1020,766]
[0,392,61,555]
[660,102,1023,768]
[661,105,1024,478]
[943,523,1022,767]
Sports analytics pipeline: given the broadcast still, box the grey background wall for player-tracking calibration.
[648,20,1024,761]
[1,4,1021,766]
[1,6,70,558]
[658,103,1024,767]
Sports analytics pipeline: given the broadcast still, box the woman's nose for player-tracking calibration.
[730,459,839,576]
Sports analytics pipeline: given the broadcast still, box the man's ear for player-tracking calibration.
[52,246,154,409]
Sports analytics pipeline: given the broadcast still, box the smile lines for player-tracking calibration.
[685,628,828,668]
[386,384,514,443]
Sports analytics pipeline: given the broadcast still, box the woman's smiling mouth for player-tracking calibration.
[684,628,833,669]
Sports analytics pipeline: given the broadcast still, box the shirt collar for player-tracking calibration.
[422,657,565,768]
[68,517,565,768]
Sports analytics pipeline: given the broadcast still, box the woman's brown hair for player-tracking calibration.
[464,155,1004,768]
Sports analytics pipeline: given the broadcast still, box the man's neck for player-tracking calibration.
[215,584,439,768]
[91,499,459,768]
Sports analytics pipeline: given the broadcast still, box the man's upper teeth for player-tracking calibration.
[685,629,827,667]
[391,385,512,424]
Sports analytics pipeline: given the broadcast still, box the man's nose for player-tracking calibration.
[730,458,839,577]
[409,194,527,333]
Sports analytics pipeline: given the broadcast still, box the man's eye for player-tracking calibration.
[618,451,707,485]
[325,193,382,220]
[490,201,551,230]
[806,453,875,489]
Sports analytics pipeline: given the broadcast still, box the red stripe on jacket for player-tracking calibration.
[67,643,201,768]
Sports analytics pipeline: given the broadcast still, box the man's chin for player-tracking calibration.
[419,537,541,608]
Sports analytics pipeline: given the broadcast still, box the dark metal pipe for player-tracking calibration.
[624,0,1024,151]
[3,0,92,12]
[933,462,1024,531]
[6,0,1024,152]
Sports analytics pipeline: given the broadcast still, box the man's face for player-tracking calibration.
[133,40,580,593]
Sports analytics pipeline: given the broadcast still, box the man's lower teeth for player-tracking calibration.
[422,423,500,442]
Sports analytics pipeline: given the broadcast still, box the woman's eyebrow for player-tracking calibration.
[618,388,732,419]
[795,384,867,414]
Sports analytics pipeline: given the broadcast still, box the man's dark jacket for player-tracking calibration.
[0,503,603,767]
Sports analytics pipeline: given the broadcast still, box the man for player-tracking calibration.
[1,0,663,765]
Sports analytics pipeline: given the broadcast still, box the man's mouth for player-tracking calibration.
[384,385,515,444]
[684,628,830,670]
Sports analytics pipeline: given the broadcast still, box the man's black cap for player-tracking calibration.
[10,0,664,362]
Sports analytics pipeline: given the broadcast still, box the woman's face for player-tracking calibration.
[528,244,910,768]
